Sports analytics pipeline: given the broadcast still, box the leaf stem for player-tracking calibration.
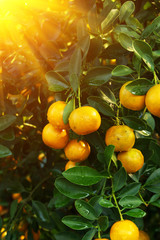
[139,191,148,207]
[112,191,124,221]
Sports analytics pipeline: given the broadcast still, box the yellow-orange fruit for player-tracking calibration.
[25,230,40,240]
[65,161,76,171]
[117,148,144,173]
[69,106,101,135]
[139,230,150,240]
[42,123,69,149]
[47,101,69,129]
[119,81,145,111]
[105,125,135,152]
[64,139,90,162]
[145,84,160,117]
[110,220,139,240]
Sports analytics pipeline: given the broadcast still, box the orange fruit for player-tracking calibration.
[25,230,40,240]
[105,125,135,152]
[47,101,69,129]
[64,139,91,162]
[110,220,139,240]
[69,106,101,135]
[65,160,76,170]
[119,81,145,111]
[12,193,22,203]
[145,84,160,117]
[42,123,69,149]
[0,205,3,213]
[117,148,144,173]
[139,230,150,240]
[18,220,28,232]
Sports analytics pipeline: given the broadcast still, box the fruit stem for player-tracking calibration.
[139,191,148,207]
[98,225,101,239]
[101,178,107,196]
[112,191,124,221]
[154,71,159,84]
[77,86,81,107]
[141,106,147,118]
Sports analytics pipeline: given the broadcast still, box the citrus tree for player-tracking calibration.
[0,0,160,239]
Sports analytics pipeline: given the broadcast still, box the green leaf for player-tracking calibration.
[144,169,160,193]
[87,37,103,62]
[32,200,50,222]
[118,183,141,198]
[83,67,112,86]
[150,199,160,208]
[0,115,16,132]
[49,188,71,209]
[101,9,119,33]
[98,216,109,231]
[77,19,88,41]
[54,61,70,72]
[82,229,97,240]
[5,179,25,193]
[112,65,134,76]
[75,200,98,220]
[98,86,117,105]
[143,112,155,131]
[119,1,135,22]
[63,99,75,124]
[55,177,92,199]
[133,40,154,72]
[78,35,90,59]
[113,167,127,192]
[45,71,69,92]
[104,145,115,166]
[0,144,12,158]
[125,78,153,95]
[10,200,18,219]
[118,33,133,52]
[99,198,114,208]
[119,196,142,208]
[124,208,146,218]
[62,166,104,186]
[122,116,147,130]
[69,74,79,94]
[69,47,82,76]
[62,215,93,230]
[0,128,15,141]
[87,96,115,117]
[149,193,160,204]
[142,16,160,38]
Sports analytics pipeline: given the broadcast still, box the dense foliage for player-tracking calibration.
[0,0,160,239]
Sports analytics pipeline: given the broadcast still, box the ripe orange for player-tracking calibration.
[42,123,69,149]
[117,148,144,173]
[145,84,160,117]
[105,125,135,152]
[119,81,145,111]
[69,106,101,135]
[139,230,150,240]
[47,101,69,129]
[12,193,22,203]
[25,230,40,240]
[65,161,76,171]
[64,139,91,162]
[110,220,139,240]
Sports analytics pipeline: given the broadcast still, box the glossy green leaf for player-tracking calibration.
[98,216,109,231]
[10,200,18,219]
[149,193,160,203]
[142,16,160,38]
[48,189,71,209]
[63,98,75,124]
[119,196,142,208]
[98,87,116,105]
[119,1,135,22]
[0,115,16,132]
[75,200,98,220]
[124,208,146,218]
[126,78,153,95]
[78,35,90,59]
[0,144,12,158]
[143,112,155,131]
[118,33,133,52]
[69,74,79,94]
[32,200,50,222]
[133,40,154,72]
[101,9,119,33]
[82,228,97,240]
[122,116,147,130]
[45,71,69,92]
[89,196,103,217]
[69,47,82,76]
[87,37,103,62]
[112,65,134,76]
[63,166,104,186]
[62,215,93,230]
[118,182,141,198]
[99,198,114,208]
[87,96,115,117]
[113,167,127,192]
[83,67,112,86]
[144,169,160,193]
[55,177,92,199]
[104,145,115,166]
[150,199,160,208]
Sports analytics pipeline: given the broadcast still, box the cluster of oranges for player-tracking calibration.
[120,81,160,118]
[42,101,101,170]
